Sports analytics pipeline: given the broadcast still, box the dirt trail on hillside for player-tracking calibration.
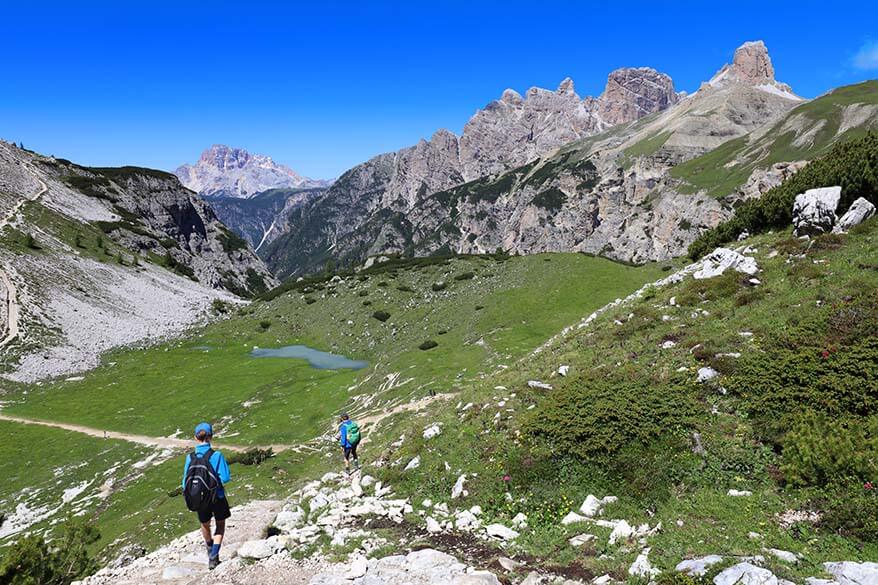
[0,166,48,348]
[358,392,456,429]
[0,413,296,453]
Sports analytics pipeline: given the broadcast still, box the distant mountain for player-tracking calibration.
[261,66,682,276]
[264,41,878,275]
[175,145,331,198]
[207,187,325,252]
[0,141,276,382]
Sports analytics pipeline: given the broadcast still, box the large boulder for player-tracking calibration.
[833,197,876,233]
[823,561,878,585]
[714,562,779,585]
[792,186,841,236]
[693,248,759,279]
[677,555,724,576]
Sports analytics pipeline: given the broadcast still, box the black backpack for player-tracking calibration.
[183,449,220,512]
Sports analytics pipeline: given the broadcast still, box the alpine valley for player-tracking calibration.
[1,33,878,585]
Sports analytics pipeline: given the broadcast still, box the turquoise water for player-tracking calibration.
[250,345,368,370]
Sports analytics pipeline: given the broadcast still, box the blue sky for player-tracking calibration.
[1,1,875,178]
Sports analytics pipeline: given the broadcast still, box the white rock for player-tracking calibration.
[422,499,433,508]
[360,475,376,488]
[727,489,753,497]
[608,520,634,545]
[823,561,878,585]
[511,512,528,529]
[557,365,570,376]
[748,532,763,540]
[793,186,842,236]
[629,548,660,578]
[693,248,759,279]
[404,456,421,470]
[344,555,368,579]
[425,516,442,534]
[580,495,604,517]
[697,367,720,383]
[451,475,467,499]
[592,575,613,585]
[714,562,779,585]
[569,533,596,546]
[485,523,519,540]
[453,573,502,585]
[469,505,483,516]
[455,510,479,530]
[662,340,677,349]
[561,511,587,525]
[423,424,443,440]
[498,556,522,571]
[161,565,198,579]
[676,555,724,576]
[527,380,553,390]
[834,197,876,233]
[766,548,798,564]
[236,538,278,560]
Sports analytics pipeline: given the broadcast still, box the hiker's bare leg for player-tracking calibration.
[200,521,212,544]
[213,518,225,545]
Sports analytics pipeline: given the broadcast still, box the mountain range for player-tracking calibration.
[260,40,855,276]
[175,144,331,199]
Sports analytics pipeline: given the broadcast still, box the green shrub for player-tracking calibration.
[227,447,274,466]
[24,233,40,250]
[397,285,415,293]
[820,482,878,542]
[531,187,568,211]
[729,293,878,443]
[431,282,447,292]
[217,227,248,253]
[259,320,271,330]
[362,300,372,306]
[523,375,698,461]
[305,297,317,305]
[689,131,878,259]
[358,290,369,297]
[454,271,475,281]
[211,299,230,314]
[372,310,391,322]
[418,340,438,350]
[781,414,878,487]
[0,517,100,584]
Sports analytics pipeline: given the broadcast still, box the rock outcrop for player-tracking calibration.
[834,197,876,233]
[263,41,809,276]
[793,186,842,236]
[706,40,801,100]
[175,145,330,198]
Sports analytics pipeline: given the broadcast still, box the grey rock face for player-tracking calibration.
[175,144,330,198]
[598,67,681,126]
[706,40,799,100]
[833,197,876,233]
[823,561,878,585]
[792,186,842,236]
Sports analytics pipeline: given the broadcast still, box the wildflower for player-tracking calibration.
[821,350,830,359]
[503,474,511,483]
[865,481,874,490]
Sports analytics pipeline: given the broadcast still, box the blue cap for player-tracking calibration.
[194,422,213,437]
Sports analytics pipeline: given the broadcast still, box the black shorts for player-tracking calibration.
[343,443,358,460]
[197,496,231,524]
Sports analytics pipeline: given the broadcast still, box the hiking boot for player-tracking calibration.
[208,556,221,570]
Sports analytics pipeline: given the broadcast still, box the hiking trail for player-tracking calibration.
[0,165,48,348]
[0,413,296,454]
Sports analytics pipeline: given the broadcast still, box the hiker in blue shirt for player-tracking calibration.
[182,422,231,570]
[337,413,360,476]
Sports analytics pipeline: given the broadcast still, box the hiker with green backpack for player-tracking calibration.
[338,414,361,476]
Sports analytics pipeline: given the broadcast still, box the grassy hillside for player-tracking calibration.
[671,80,878,198]
[368,219,878,582]
[689,131,878,258]
[0,253,664,555]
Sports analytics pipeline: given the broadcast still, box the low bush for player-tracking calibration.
[0,517,100,584]
[418,340,438,351]
[819,482,878,543]
[431,282,447,292]
[211,299,230,314]
[372,310,391,322]
[305,297,317,305]
[259,320,271,330]
[780,414,878,487]
[454,271,475,281]
[227,447,274,466]
[397,285,415,293]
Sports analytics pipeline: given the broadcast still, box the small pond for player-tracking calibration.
[250,345,368,370]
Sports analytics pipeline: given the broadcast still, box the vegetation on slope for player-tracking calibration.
[373,220,878,581]
[671,80,878,197]
[689,131,878,258]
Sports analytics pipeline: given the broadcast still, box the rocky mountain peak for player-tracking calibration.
[176,145,331,198]
[707,40,800,100]
[556,77,576,96]
[732,41,775,84]
[597,67,680,126]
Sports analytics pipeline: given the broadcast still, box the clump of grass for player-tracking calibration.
[418,340,438,351]
[454,272,475,281]
[259,320,271,330]
[227,447,274,466]
[431,282,447,292]
[372,310,391,322]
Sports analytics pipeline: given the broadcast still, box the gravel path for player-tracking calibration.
[0,414,293,453]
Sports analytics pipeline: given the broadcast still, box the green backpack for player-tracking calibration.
[347,421,361,445]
